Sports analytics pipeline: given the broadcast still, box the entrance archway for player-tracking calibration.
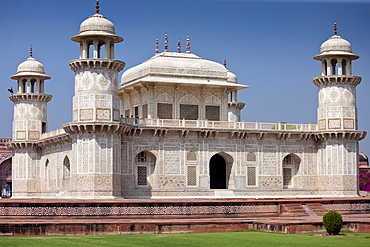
[210,154,227,189]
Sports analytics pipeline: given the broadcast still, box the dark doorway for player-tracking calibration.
[210,154,227,189]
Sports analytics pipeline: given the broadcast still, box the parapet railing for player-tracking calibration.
[0,138,11,144]
[39,119,318,140]
[120,118,318,132]
[40,128,66,139]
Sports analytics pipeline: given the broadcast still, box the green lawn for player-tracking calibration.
[0,230,369,247]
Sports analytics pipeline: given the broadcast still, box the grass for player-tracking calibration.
[0,230,369,247]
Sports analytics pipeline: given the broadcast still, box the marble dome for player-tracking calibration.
[320,35,352,54]
[71,13,123,43]
[80,13,115,35]
[227,71,238,83]
[121,52,238,86]
[314,34,358,60]
[11,56,50,79]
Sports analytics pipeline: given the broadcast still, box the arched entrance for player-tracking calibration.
[210,154,227,189]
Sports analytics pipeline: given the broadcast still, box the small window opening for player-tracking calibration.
[42,122,47,134]
[342,59,347,75]
[331,58,338,75]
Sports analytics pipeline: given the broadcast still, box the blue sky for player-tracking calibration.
[1,0,370,154]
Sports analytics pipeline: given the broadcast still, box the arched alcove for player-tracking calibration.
[135,151,156,187]
[282,153,301,188]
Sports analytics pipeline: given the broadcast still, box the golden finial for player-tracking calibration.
[177,39,181,53]
[96,0,100,14]
[155,38,159,54]
[186,36,191,53]
[164,34,169,52]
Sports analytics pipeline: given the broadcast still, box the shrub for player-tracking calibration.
[322,211,343,235]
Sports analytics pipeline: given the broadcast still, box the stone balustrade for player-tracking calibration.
[40,128,66,139]
[120,118,318,132]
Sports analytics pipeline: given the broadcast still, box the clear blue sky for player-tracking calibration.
[1,0,370,154]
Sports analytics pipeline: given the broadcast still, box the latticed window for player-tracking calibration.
[137,166,147,186]
[136,151,147,163]
[283,155,292,164]
[180,104,198,120]
[187,166,197,186]
[247,167,256,186]
[187,152,197,161]
[205,105,220,121]
[142,104,148,118]
[135,151,156,187]
[247,152,256,162]
[157,103,173,119]
[283,168,292,186]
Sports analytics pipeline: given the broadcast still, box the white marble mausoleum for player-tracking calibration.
[6,4,366,199]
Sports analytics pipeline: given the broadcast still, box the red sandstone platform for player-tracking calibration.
[0,197,369,236]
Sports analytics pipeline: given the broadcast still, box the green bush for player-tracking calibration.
[322,211,343,235]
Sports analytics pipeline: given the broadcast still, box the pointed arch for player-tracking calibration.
[179,94,199,120]
[179,93,199,104]
[205,95,221,105]
[282,153,301,188]
[135,151,156,187]
[63,156,70,178]
[209,152,234,189]
[45,159,50,188]
[157,92,173,103]
[247,152,257,162]
[62,156,71,195]
[157,92,173,119]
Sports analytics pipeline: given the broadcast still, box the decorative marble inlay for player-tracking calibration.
[16,131,26,140]
[28,131,40,140]
[80,109,93,121]
[328,119,341,129]
[0,204,279,216]
[96,108,111,121]
[343,119,354,129]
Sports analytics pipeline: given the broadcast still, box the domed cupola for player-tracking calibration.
[9,47,52,141]
[80,13,115,34]
[11,49,50,80]
[320,35,352,54]
[10,47,51,94]
[71,11,122,43]
[314,23,358,61]
[70,1,124,60]
[68,1,125,123]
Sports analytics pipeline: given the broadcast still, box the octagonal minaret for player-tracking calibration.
[68,2,125,123]
[9,48,52,141]
[64,1,125,198]
[312,24,365,196]
[313,24,361,131]
[8,48,52,198]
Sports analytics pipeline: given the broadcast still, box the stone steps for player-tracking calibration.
[306,203,328,216]
[280,204,309,217]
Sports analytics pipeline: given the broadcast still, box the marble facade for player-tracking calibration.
[6,6,366,199]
